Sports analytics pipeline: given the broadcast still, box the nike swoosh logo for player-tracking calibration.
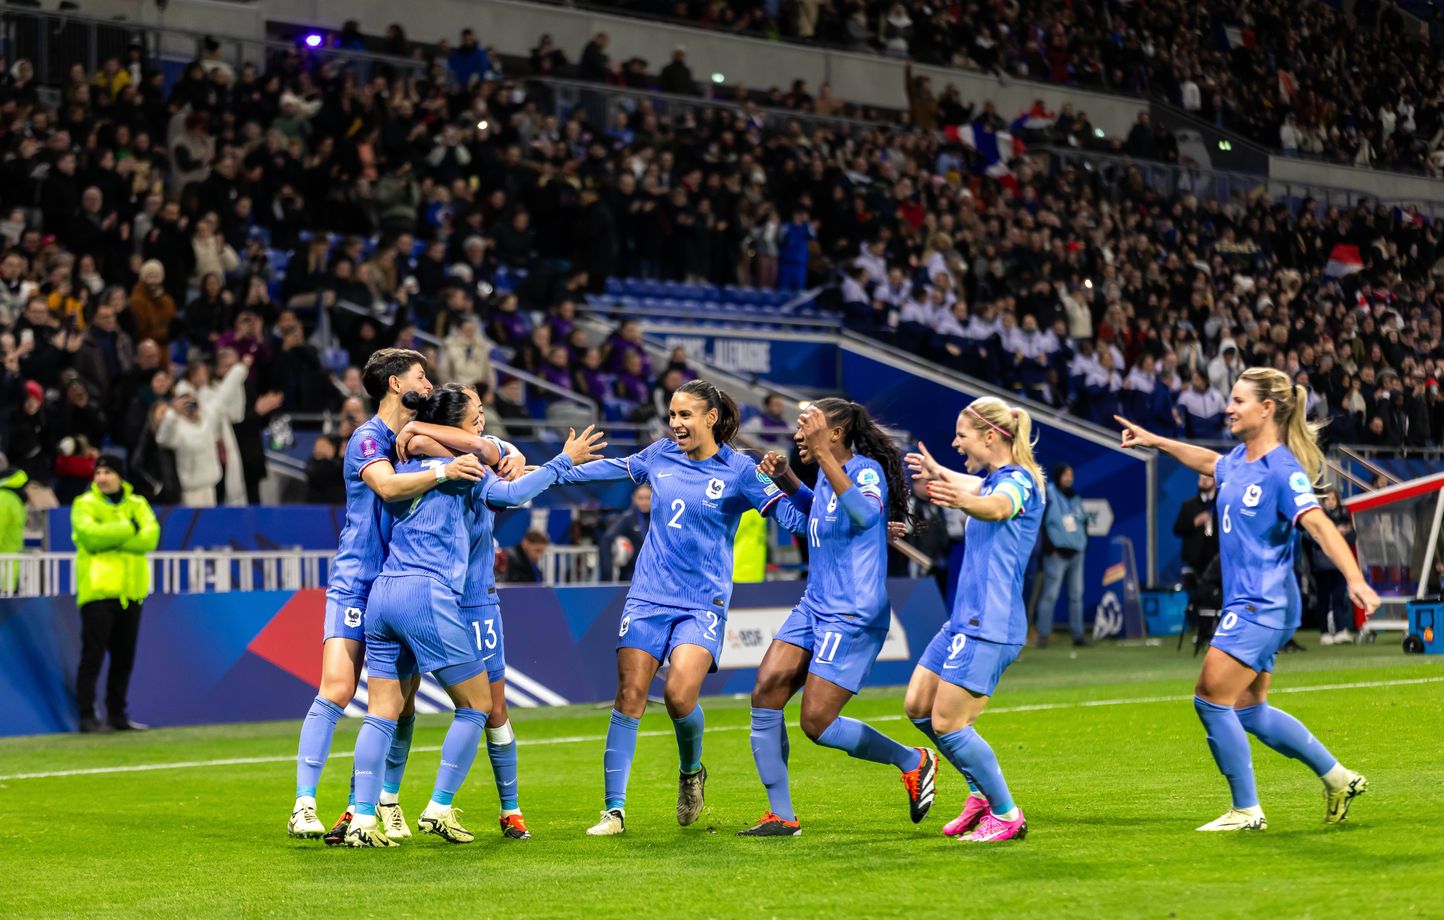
[658,473,673,478]
[502,780,516,787]
[942,664,961,670]
[304,758,322,766]
[605,768,621,774]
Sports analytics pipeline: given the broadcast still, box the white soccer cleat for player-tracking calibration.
[1197,807,1267,832]
[418,805,474,843]
[343,815,398,847]
[1318,633,1335,646]
[586,808,626,836]
[288,798,325,838]
[378,802,412,839]
[1324,771,1368,825]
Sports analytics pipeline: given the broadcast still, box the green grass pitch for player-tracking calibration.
[3,643,1441,919]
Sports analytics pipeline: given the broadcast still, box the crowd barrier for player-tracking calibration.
[0,579,947,737]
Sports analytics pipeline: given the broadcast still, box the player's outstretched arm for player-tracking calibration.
[1298,508,1382,616]
[1115,415,1221,475]
[362,454,485,502]
[759,450,802,495]
[926,479,1015,521]
[485,427,607,507]
[905,440,983,494]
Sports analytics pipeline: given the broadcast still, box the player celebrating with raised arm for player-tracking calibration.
[398,399,552,840]
[1117,368,1379,832]
[345,385,605,847]
[287,349,516,844]
[739,399,937,837]
[560,379,785,837]
[902,396,1045,844]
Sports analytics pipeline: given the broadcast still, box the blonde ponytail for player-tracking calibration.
[964,397,1047,493]
[1239,368,1326,485]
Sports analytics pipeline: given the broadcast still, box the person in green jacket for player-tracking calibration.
[71,455,160,733]
[0,463,28,592]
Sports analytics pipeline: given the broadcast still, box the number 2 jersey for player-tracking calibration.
[1214,444,1320,630]
[326,415,398,607]
[952,464,1044,646]
[773,455,890,628]
[560,439,782,612]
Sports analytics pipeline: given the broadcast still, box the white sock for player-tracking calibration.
[425,799,451,814]
[994,806,1020,822]
[501,807,522,818]
[295,795,316,810]
[1321,762,1350,792]
[379,791,399,806]
[351,813,378,829]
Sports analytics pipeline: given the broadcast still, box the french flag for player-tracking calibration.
[1324,244,1365,279]
[945,120,1025,183]
[1010,101,1056,133]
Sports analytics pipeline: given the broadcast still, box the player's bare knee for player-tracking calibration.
[318,677,357,708]
[751,671,791,710]
[902,695,931,722]
[799,709,834,742]
[614,684,648,717]
[663,687,696,718]
[487,703,509,728]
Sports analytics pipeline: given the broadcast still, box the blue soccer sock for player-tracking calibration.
[913,716,979,794]
[604,709,640,809]
[672,704,705,774]
[295,696,344,799]
[430,708,488,807]
[1194,696,1259,809]
[815,716,919,771]
[486,720,520,812]
[749,708,795,822]
[381,713,415,799]
[352,714,397,818]
[936,726,1015,815]
[1235,702,1338,777]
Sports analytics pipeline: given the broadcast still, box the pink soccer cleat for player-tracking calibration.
[960,807,1027,843]
[942,795,990,837]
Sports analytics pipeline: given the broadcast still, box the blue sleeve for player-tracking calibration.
[838,483,882,530]
[739,462,784,517]
[773,494,809,535]
[788,483,814,515]
[561,440,658,485]
[1276,455,1321,526]
[481,454,575,508]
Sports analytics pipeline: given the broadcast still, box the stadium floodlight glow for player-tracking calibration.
[477,120,489,131]
[1084,279,1093,289]
[711,72,725,84]
[303,33,323,48]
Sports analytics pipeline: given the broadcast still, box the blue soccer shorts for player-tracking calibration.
[917,625,1022,697]
[323,593,367,644]
[617,598,726,672]
[365,574,488,686]
[773,603,889,694]
[1210,609,1293,673]
[462,604,506,683]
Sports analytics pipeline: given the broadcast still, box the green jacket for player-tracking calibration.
[71,481,160,607]
[0,468,27,590]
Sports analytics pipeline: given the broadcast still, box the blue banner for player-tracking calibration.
[0,579,947,737]
[652,331,838,389]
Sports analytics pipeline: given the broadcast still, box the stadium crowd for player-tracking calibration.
[575,0,1444,175]
[2,16,1443,516]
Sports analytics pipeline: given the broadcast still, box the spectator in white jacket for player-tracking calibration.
[1206,343,1243,398]
[190,212,240,288]
[440,317,497,392]
[180,351,250,505]
[156,385,224,506]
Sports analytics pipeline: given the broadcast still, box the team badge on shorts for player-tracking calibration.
[344,606,363,628]
[619,614,631,637]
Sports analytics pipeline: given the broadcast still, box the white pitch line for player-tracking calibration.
[2,675,1440,782]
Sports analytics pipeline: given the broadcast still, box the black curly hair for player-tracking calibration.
[809,397,915,529]
[401,382,473,428]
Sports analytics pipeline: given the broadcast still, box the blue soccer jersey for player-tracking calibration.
[461,454,578,607]
[560,439,783,611]
[326,416,398,605]
[951,464,1044,645]
[776,456,890,626]
[379,459,476,588]
[1214,444,1320,630]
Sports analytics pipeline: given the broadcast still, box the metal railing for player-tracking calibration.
[1,545,604,598]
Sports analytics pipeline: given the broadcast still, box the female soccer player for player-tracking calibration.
[559,379,785,836]
[740,399,937,837]
[345,385,605,847]
[902,396,1045,844]
[289,349,514,843]
[1117,368,1379,831]
[398,404,553,840]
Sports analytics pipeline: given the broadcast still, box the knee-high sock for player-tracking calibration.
[381,713,415,797]
[352,715,397,817]
[1235,703,1338,776]
[486,720,520,811]
[295,696,344,799]
[913,716,979,794]
[750,708,794,821]
[604,709,640,809]
[1194,697,1258,809]
[672,704,705,774]
[815,716,919,771]
[431,708,488,807]
[936,726,1014,814]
